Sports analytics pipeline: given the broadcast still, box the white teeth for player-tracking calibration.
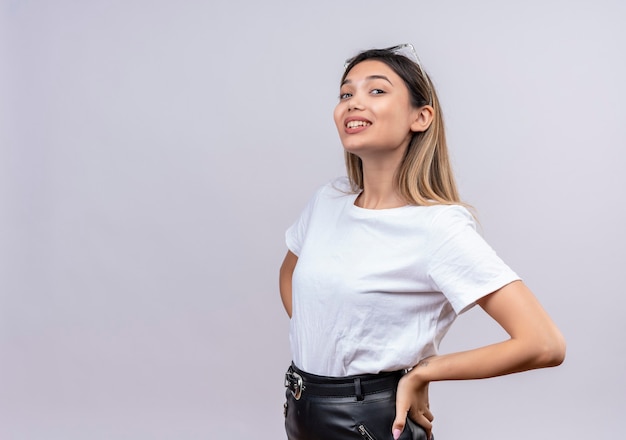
[346,120,371,128]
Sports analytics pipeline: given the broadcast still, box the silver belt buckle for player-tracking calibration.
[285,370,305,400]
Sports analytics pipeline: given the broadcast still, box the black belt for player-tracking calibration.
[285,364,404,401]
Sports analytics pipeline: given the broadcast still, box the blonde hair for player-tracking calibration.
[342,49,463,207]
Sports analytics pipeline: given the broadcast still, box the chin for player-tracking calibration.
[343,147,365,158]
[342,141,370,153]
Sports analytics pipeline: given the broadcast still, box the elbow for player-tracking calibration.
[534,331,567,368]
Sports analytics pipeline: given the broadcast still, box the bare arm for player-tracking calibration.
[392,280,566,439]
[279,250,298,318]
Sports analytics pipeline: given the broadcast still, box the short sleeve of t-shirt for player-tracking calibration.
[285,186,325,257]
[427,205,520,314]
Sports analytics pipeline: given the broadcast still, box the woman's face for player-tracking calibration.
[334,60,421,159]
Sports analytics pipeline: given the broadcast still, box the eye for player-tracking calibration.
[370,89,385,95]
[339,92,352,100]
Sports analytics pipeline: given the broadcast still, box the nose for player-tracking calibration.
[348,95,364,111]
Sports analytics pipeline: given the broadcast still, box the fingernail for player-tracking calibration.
[392,428,402,440]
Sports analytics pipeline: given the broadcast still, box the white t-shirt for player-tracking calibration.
[286,177,520,377]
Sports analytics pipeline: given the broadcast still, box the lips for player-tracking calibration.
[344,117,372,134]
[346,120,371,128]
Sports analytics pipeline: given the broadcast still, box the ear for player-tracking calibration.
[410,105,434,132]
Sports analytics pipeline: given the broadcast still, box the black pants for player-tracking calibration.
[284,365,429,440]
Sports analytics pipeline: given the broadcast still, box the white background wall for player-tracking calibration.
[1,0,624,439]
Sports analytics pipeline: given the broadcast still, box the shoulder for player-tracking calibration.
[298,176,355,213]
[426,204,477,236]
[313,176,357,199]
[399,203,474,226]
[327,176,355,194]
[430,204,474,223]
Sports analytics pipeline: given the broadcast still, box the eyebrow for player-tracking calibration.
[341,74,394,86]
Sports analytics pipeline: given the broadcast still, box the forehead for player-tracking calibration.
[343,59,401,83]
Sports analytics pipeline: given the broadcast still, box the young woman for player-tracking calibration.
[279,44,565,440]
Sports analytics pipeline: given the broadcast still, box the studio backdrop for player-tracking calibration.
[1,1,624,439]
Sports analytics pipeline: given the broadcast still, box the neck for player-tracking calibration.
[356,155,406,209]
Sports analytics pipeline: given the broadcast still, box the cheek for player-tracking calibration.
[384,104,413,130]
[333,105,344,131]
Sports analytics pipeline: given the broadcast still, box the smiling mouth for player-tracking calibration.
[346,120,371,128]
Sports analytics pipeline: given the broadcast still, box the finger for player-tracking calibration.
[423,406,434,422]
[415,414,433,433]
[409,409,433,433]
[392,408,408,439]
[392,387,411,439]
[409,405,434,421]
[407,414,433,440]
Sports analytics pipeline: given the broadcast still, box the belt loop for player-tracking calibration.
[354,377,363,401]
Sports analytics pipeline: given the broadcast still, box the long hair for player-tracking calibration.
[342,48,462,206]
